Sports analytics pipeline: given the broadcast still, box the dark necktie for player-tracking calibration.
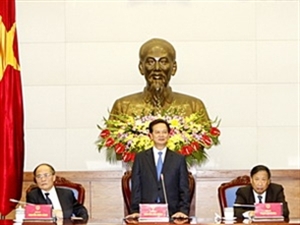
[45,193,53,205]
[156,152,163,181]
[258,195,262,203]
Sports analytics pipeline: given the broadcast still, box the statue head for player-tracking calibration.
[138,38,177,106]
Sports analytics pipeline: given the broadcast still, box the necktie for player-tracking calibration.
[45,193,53,205]
[258,195,262,203]
[156,152,163,181]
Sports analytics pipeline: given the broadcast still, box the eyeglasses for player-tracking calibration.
[35,173,53,179]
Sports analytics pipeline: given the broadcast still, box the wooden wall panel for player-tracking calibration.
[196,180,221,218]
[90,180,123,222]
[6,170,299,222]
[277,179,300,218]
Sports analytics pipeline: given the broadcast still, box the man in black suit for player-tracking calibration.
[234,165,289,219]
[127,119,190,219]
[26,163,88,220]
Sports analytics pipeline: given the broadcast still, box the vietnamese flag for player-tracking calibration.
[0,0,24,217]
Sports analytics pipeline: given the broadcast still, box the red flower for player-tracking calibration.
[201,134,212,146]
[105,137,114,147]
[131,153,136,161]
[210,127,220,137]
[179,145,193,156]
[115,143,125,154]
[123,152,135,162]
[100,129,110,138]
[190,141,200,151]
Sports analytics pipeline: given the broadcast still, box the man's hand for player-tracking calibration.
[125,212,139,219]
[124,213,139,224]
[171,211,188,219]
[243,210,255,219]
[172,212,189,224]
[71,216,84,220]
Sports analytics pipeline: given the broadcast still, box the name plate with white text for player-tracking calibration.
[139,203,169,222]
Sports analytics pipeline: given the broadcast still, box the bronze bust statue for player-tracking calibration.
[110,38,210,122]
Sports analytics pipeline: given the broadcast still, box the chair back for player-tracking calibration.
[121,171,195,216]
[26,175,86,205]
[217,175,250,217]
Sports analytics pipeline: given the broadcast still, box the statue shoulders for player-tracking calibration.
[172,92,205,104]
[170,92,209,119]
[110,90,209,119]
[113,92,144,103]
[110,92,146,116]
[113,91,204,104]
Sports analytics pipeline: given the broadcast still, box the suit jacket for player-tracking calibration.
[234,183,289,219]
[130,148,190,216]
[26,187,89,220]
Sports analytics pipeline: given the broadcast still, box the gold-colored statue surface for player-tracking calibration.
[109,38,210,121]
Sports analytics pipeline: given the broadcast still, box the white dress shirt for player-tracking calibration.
[153,147,167,165]
[253,191,266,203]
[42,186,62,210]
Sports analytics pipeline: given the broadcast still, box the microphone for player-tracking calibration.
[10,198,35,206]
[160,174,169,217]
[233,203,255,208]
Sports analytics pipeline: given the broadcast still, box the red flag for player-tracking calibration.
[0,0,24,217]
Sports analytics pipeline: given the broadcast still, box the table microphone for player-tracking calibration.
[10,198,35,206]
[160,174,169,217]
[233,203,255,208]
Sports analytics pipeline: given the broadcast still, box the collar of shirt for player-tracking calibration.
[153,147,167,165]
[41,186,62,210]
[253,190,266,203]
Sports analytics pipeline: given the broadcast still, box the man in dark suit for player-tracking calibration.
[234,165,289,219]
[127,119,190,220]
[26,163,88,220]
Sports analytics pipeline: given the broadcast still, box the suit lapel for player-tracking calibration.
[145,148,159,181]
[37,189,47,204]
[56,188,65,210]
[162,149,173,174]
[265,186,273,202]
[249,187,255,204]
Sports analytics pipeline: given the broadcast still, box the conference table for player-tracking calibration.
[0,218,300,225]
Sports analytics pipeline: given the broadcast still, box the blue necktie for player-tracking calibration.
[156,152,163,181]
[258,195,262,203]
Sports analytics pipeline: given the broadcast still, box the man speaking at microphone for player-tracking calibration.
[127,119,190,219]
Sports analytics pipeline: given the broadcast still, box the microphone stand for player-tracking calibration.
[160,174,169,218]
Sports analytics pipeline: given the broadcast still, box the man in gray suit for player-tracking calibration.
[234,165,289,219]
[26,163,88,220]
[128,119,190,220]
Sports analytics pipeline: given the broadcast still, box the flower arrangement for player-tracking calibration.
[96,107,220,167]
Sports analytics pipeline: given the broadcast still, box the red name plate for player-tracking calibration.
[25,204,52,219]
[255,203,283,217]
[139,203,168,219]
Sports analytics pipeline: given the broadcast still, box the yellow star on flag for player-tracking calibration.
[0,15,20,81]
